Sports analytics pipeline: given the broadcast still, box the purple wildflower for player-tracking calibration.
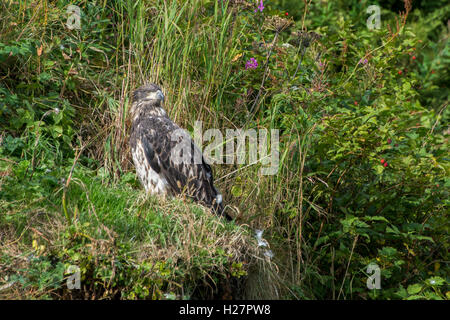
[254,0,264,13]
[318,59,327,68]
[360,58,368,65]
[245,58,258,69]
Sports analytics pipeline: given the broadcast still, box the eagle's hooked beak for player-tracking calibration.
[156,90,165,102]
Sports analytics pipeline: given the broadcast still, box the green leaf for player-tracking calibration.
[379,246,398,257]
[413,235,434,242]
[407,283,423,295]
[364,216,389,223]
[396,286,408,298]
[406,294,424,300]
[386,225,401,234]
[426,277,445,286]
[231,185,242,197]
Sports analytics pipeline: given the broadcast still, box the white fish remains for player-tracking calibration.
[255,229,274,259]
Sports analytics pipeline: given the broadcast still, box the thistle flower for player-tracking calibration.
[254,0,264,12]
[245,57,258,69]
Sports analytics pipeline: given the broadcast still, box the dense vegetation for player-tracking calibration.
[0,0,448,299]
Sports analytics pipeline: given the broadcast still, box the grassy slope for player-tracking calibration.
[0,164,267,299]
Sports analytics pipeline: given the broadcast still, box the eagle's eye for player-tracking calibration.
[145,89,164,102]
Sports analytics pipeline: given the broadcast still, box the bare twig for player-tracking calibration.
[337,235,359,299]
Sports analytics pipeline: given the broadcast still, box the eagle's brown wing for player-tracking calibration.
[136,116,230,220]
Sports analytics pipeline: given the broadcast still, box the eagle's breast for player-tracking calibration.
[132,138,169,194]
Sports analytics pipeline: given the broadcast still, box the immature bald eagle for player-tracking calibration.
[129,83,231,220]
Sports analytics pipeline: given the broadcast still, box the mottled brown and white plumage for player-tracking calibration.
[129,83,230,220]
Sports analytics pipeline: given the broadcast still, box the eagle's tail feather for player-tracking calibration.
[212,199,232,221]
[211,193,232,221]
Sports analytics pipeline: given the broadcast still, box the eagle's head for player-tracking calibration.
[132,83,165,103]
[130,83,166,120]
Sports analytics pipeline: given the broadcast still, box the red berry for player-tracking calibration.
[412,56,416,60]
[387,138,392,144]
[398,70,402,75]
[285,12,289,16]
[384,162,388,167]
[354,101,358,105]
[380,159,385,164]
